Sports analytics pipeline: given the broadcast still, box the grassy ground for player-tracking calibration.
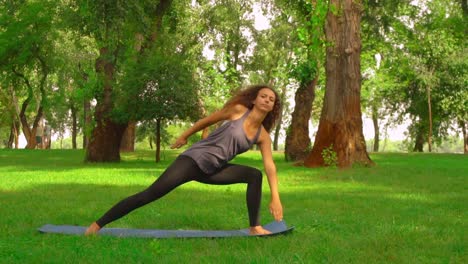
[0,149,466,263]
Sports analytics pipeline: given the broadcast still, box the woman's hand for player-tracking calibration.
[269,199,283,221]
[171,137,187,149]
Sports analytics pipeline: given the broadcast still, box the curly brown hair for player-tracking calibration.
[224,84,281,133]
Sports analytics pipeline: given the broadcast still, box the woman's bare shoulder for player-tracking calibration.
[225,104,249,120]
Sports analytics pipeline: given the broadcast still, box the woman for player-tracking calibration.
[85,85,283,235]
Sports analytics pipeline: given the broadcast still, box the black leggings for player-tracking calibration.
[96,155,263,227]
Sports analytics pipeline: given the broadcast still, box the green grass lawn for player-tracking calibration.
[0,149,466,263]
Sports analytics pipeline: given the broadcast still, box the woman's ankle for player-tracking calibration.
[249,225,271,235]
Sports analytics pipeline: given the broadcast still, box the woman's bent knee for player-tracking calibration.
[250,168,263,182]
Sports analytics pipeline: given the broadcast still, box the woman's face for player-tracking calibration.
[253,88,276,112]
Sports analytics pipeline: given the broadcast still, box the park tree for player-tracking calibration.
[381,0,466,152]
[119,43,199,162]
[282,0,327,162]
[0,0,58,149]
[118,1,202,162]
[304,0,373,167]
[67,0,174,162]
[360,0,412,152]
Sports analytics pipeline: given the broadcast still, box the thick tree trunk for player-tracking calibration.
[372,105,379,152]
[120,121,136,152]
[285,78,317,161]
[86,47,126,162]
[20,105,43,149]
[304,0,373,168]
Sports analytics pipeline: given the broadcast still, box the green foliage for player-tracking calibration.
[321,144,338,167]
[360,0,467,151]
[116,38,200,123]
[276,0,328,86]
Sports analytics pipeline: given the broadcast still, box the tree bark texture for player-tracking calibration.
[304,0,373,168]
[284,78,317,161]
[120,121,136,152]
[85,48,127,162]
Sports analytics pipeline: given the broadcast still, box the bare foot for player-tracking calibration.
[249,226,272,236]
[84,222,101,236]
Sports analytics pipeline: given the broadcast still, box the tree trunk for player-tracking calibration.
[83,99,91,149]
[273,85,287,151]
[372,105,379,152]
[155,118,161,162]
[120,121,136,152]
[79,64,91,150]
[285,78,317,161]
[86,47,127,162]
[13,69,45,149]
[413,128,425,152]
[304,0,373,168]
[71,104,77,149]
[460,120,467,154]
[8,88,20,149]
[273,110,282,151]
[7,122,16,148]
[426,86,433,152]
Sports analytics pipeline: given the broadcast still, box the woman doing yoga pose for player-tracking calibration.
[85,85,283,235]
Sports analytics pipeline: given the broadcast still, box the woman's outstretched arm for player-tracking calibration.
[257,128,283,221]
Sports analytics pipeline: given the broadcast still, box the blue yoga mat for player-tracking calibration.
[38,220,294,238]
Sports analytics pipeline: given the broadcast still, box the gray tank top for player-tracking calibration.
[181,110,262,174]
